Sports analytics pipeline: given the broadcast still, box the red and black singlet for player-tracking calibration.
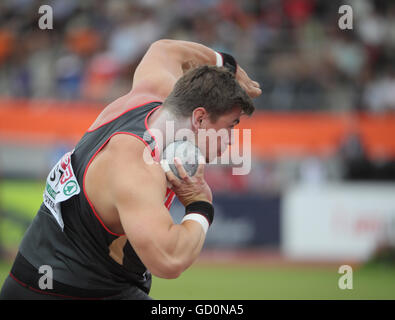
[12,101,176,298]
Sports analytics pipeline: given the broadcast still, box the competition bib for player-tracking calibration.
[43,151,81,230]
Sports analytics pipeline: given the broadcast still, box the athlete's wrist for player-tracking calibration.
[183,197,212,207]
[182,200,214,234]
[214,51,237,74]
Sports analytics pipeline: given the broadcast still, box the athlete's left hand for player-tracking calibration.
[236,66,262,99]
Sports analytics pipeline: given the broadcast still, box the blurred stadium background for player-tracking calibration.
[0,0,395,299]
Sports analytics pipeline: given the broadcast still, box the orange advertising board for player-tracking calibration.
[1,99,394,159]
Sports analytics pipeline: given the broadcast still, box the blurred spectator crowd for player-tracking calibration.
[0,0,394,193]
[0,0,394,112]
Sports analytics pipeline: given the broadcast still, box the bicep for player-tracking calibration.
[106,139,175,267]
[114,169,180,276]
[115,173,173,251]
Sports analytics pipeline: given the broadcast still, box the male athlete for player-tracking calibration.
[0,39,261,299]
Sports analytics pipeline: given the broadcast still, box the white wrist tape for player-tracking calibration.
[214,51,223,67]
[181,213,209,234]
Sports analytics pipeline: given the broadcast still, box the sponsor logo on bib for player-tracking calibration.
[43,151,80,230]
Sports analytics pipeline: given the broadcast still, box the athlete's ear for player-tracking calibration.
[191,107,207,132]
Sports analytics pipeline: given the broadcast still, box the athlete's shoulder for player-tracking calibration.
[88,92,162,132]
[106,134,165,183]
[124,91,163,107]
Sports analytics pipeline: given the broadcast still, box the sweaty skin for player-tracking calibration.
[84,39,261,279]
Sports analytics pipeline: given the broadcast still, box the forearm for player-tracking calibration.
[122,202,209,279]
[152,201,214,278]
[139,220,206,279]
[131,38,251,99]
[152,160,214,278]
[167,220,207,272]
[158,40,261,99]
[153,39,218,72]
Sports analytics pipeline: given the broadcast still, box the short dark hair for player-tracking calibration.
[163,65,255,122]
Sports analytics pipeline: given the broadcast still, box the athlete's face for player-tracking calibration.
[195,107,242,163]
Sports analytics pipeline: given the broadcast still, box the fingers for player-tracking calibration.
[249,86,262,98]
[240,82,261,98]
[161,159,180,186]
[236,65,247,78]
[163,164,181,188]
[245,77,261,97]
[160,159,170,173]
[174,157,191,182]
[162,158,194,187]
[196,155,206,177]
[252,81,260,88]
[248,79,261,96]
[235,66,261,98]
[196,163,205,178]
[161,156,205,186]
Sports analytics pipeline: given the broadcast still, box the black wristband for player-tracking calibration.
[185,201,214,226]
[218,51,237,74]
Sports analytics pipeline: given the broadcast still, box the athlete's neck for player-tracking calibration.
[146,105,191,155]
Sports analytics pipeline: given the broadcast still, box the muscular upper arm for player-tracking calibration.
[131,39,216,101]
[131,40,183,101]
[105,135,177,275]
